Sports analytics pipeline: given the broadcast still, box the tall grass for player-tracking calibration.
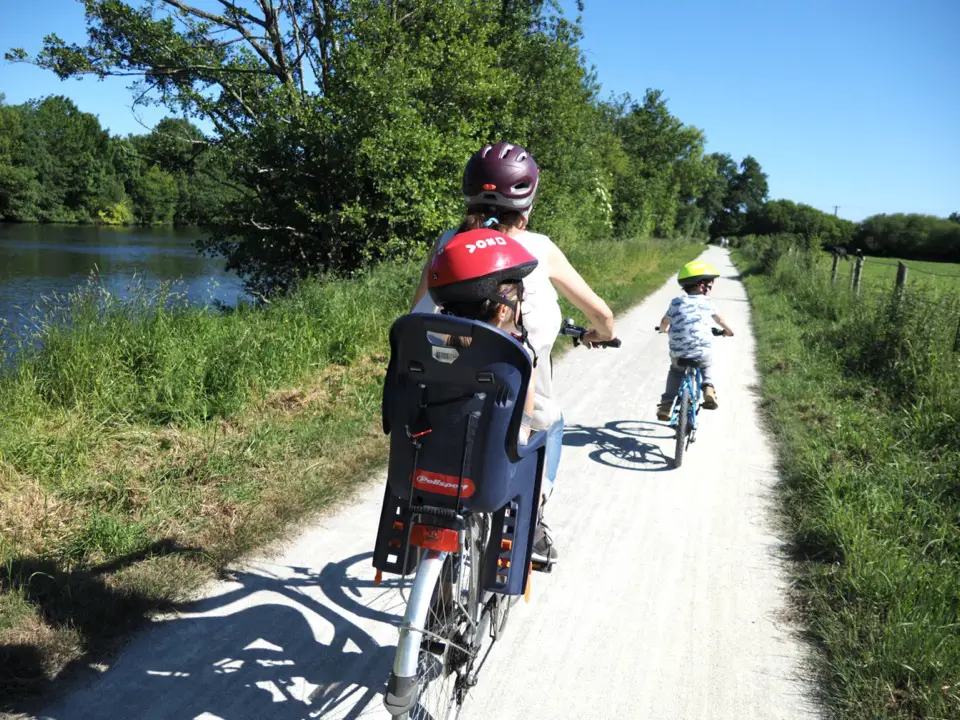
[0,235,703,707]
[737,248,960,719]
[1,263,418,425]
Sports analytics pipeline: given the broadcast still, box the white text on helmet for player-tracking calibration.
[466,236,508,254]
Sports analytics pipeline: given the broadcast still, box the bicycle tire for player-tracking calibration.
[674,386,689,468]
[392,516,485,720]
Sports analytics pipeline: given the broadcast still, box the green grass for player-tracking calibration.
[0,234,702,708]
[736,249,960,719]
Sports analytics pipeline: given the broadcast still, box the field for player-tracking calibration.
[830,254,960,295]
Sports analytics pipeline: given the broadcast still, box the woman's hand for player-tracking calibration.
[583,328,615,347]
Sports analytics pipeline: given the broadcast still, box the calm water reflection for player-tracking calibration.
[0,224,246,341]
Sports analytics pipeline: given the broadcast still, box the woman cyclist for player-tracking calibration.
[411,142,617,566]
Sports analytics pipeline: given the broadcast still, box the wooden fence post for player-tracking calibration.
[831,254,840,284]
[851,256,864,296]
[895,262,909,297]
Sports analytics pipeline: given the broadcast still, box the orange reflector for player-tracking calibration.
[374,569,383,586]
[497,558,511,568]
[393,521,404,531]
[482,183,497,190]
[524,562,532,603]
[409,524,459,553]
[500,538,513,551]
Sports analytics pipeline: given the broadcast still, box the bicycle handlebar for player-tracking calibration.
[654,326,729,337]
[560,319,622,348]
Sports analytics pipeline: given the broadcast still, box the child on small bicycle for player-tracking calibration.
[656,260,734,421]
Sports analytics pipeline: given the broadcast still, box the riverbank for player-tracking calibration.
[0,235,703,707]
[0,224,245,348]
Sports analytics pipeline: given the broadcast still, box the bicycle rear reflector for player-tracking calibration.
[410,524,459,553]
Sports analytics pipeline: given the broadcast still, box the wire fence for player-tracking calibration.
[825,253,960,352]
[864,257,960,281]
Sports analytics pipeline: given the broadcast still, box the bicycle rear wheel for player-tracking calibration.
[387,516,485,720]
[674,386,690,468]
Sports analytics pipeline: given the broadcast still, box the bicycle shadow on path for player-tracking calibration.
[563,420,672,472]
[37,553,402,720]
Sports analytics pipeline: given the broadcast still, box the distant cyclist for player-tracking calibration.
[656,260,734,421]
[411,142,616,567]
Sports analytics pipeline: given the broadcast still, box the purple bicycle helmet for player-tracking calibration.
[463,142,540,218]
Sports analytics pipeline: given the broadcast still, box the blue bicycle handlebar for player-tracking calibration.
[654,326,728,337]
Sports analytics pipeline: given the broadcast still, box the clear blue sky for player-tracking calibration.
[1,0,957,221]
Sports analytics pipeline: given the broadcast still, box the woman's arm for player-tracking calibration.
[546,242,616,341]
[411,231,453,311]
[519,366,536,444]
[411,259,431,311]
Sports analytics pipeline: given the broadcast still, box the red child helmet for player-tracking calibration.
[427,229,538,309]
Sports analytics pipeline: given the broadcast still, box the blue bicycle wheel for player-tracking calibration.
[674,384,690,468]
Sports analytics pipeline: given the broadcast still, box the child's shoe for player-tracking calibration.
[702,385,719,409]
[657,400,673,421]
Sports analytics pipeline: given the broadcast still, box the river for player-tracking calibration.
[0,224,246,344]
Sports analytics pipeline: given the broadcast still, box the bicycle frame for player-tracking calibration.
[669,365,702,432]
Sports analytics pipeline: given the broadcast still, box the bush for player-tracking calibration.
[737,233,819,273]
[97,200,134,225]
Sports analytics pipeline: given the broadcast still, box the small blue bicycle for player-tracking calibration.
[656,326,725,468]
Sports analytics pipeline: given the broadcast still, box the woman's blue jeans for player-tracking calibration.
[542,415,564,502]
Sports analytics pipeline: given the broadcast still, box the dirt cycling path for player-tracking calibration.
[33,247,816,720]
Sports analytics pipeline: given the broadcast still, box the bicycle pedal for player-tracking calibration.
[531,559,554,574]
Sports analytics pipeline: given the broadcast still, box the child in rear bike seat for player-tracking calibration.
[656,260,735,421]
[426,227,538,445]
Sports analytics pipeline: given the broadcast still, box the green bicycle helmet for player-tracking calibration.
[677,260,720,287]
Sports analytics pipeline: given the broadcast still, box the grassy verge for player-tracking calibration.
[736,249,960,719]
[0,235,702,707]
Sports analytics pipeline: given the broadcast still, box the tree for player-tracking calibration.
[612,89,707,238]
[129,118,237,225]
[0,95,128,223]
[0,100,42,220]
[131,165,177,224]
[855,214,960,262]
[742,199,854,246]
[21,96,118,222]
[695,153,736,232]
[709,155,769,238]
[9,0,611,294]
